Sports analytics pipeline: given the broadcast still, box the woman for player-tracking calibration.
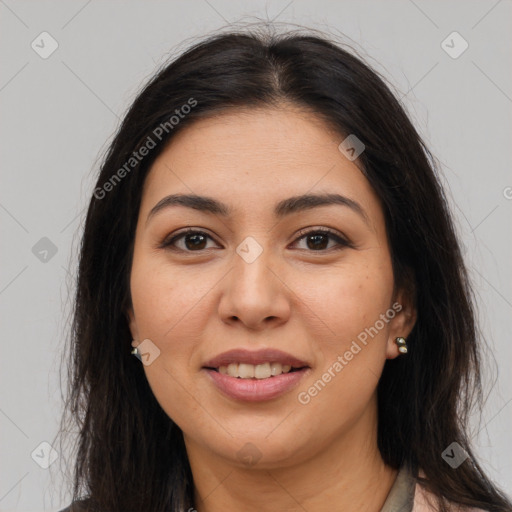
[58,26,512,512]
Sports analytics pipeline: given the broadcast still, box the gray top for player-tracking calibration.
[380,464,417,512]
[59,464,417,512]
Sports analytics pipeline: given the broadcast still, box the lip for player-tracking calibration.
[202,348,311,402]
[203,348,309,369]
[204,367,311,402]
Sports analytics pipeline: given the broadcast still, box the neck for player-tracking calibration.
[186,400,398,512]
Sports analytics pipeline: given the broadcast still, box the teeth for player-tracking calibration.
[238,363,254,379]
[254,362,271,379]
[217,362,298,379]
[270,362,282,376]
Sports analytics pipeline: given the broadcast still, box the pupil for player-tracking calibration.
[307,234,328,250]
[186,234,206,250]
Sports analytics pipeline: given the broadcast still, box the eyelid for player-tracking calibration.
[160,226,353,252]
[291,226,353,250]
[159,227,221,250]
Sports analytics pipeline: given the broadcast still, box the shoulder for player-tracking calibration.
[412,472,489,512]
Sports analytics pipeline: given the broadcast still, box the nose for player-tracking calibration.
[217,243,291,331]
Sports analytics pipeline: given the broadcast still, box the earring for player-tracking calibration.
[395,337,408,354]
[131,340,140,358]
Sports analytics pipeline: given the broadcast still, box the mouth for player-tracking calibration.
[202,348,311,402]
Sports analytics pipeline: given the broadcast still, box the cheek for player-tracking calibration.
[294,256,394,344]
[292,255,394,416]
[130,256,209,429]
[129,251,223,406]
[130,250,214,341]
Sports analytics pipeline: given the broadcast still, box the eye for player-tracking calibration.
[291,227,352,251]
[160,227,352,253]
[160,228,220,252]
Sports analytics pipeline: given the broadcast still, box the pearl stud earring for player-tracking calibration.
[395,337,408,354]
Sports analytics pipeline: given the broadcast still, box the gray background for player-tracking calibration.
[1,1,511,510]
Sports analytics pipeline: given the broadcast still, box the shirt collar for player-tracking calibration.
[379,464,417,512]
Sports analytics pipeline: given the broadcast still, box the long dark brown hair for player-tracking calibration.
[57,25,512,512]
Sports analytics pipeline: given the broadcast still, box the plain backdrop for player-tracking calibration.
[0,1,511,510]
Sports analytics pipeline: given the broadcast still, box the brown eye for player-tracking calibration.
[293,228,352,251]
[305,233,329,250]
[183,233,208,250]
[161,229,219,252]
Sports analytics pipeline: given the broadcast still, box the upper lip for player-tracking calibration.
[203,348,310,369]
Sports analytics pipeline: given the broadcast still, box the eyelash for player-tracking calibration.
[160,227,352,253]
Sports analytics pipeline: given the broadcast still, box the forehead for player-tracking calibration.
[141,107,381,222]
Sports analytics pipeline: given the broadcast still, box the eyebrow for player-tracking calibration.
[146,192,369,225]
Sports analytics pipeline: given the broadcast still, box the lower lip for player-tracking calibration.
[203,368,310,402]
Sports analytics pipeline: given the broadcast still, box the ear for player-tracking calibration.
[385,278,417,360]
[126,306,140,346]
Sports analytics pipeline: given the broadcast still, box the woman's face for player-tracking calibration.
[128,106,414,469]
